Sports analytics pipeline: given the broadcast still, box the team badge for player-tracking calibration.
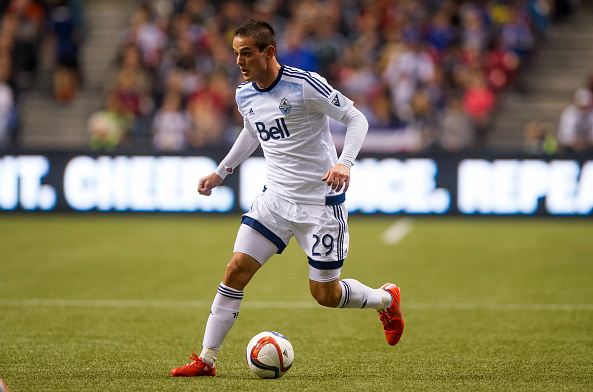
[279,98,292,116]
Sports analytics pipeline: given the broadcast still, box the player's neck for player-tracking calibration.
[254,61,281,90]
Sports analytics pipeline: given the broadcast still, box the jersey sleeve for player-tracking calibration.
[302,72,354,123]
[215,117,259,179]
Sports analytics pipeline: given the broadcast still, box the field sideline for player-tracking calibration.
[1,215,592,391]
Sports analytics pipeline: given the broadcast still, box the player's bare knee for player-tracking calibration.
[223,254,260,289]
[224,259,246,286]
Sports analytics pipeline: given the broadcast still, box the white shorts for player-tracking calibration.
[234,190,349,282]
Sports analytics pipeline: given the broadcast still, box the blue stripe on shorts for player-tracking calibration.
[308,257,344,270]
[241,216,286,254]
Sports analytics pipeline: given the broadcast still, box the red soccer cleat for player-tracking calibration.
[379,283,404,346]
[170,353,216,377]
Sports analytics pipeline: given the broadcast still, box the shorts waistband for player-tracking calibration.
[325,193,345,205]
[262,186,345,205]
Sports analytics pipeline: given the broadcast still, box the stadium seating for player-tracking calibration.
[4,0,591,154]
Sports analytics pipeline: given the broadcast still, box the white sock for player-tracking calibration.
[199,347,218,367]
[201,283,244,366]
[338,278,392,311]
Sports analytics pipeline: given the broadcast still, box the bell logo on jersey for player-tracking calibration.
[255,118,291,141]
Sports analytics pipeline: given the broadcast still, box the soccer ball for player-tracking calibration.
[246,331,294,379]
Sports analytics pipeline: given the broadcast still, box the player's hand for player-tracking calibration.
[197,173,224,196]
[322,163,350,192]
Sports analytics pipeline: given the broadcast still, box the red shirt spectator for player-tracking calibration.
[463,73,495,121]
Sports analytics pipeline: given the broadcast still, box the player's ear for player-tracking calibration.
[264,45,275,60]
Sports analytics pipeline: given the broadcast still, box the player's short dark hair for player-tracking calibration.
[234,20,276,52]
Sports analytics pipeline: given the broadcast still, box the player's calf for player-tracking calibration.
[309,279,342,307]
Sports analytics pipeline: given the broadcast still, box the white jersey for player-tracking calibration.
[234,65,354,205]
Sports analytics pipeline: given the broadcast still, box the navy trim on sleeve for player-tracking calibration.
[284,65,332,95]
[284,70,330,97]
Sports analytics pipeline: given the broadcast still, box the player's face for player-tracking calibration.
[232,35,271,84]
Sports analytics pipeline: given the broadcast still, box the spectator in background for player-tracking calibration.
[152,92,190,152]
[408,88,440,149]
[439,94,475,152]
[383,38,435,121]
[88,92,132,150]
[109,54,153,139]
[157,35,200,101]
[50,0,81,102]
[500,7,534,62]
[186,93,225,148]
[557,88,593,153]
[94,0,552,153]
[527,0,552,39]
[485,37,519,93]
[426,10,457,62]
[124,3,168,71]
[425,67,446,113]
[338,45,380,107]
[278,22,318,71]
[186,71,229,148]
[0,15,15,150]
[0,63,14,150]
[119,43,152,91]
[5,0,45,89]
[117,43,155,130]
[523,120,557,155]
[587,72,593,97]
[462,71,496,148]
[311,5,345,78]
[183,0,215,26]
[365,87,403,130]
[460,5,489,53]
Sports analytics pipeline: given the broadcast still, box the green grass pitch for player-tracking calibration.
[1,215,593,391]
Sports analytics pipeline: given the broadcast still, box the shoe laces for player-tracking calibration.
[183,353,203,368]
[379,310,395,328]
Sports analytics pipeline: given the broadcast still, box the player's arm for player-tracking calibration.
[321,105,368,192]
[303,75,368,192]
[198,124,259,196]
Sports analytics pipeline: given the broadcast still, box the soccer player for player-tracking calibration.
[171,20,404,377]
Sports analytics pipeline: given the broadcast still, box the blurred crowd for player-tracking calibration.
[0,0,84,149]
[525,77,593,155]
[1,0,587,154]
[88,0,568,153]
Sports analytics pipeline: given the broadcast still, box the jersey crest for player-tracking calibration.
[279,98,292,116]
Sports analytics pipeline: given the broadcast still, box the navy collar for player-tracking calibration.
[252,65,284,92]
